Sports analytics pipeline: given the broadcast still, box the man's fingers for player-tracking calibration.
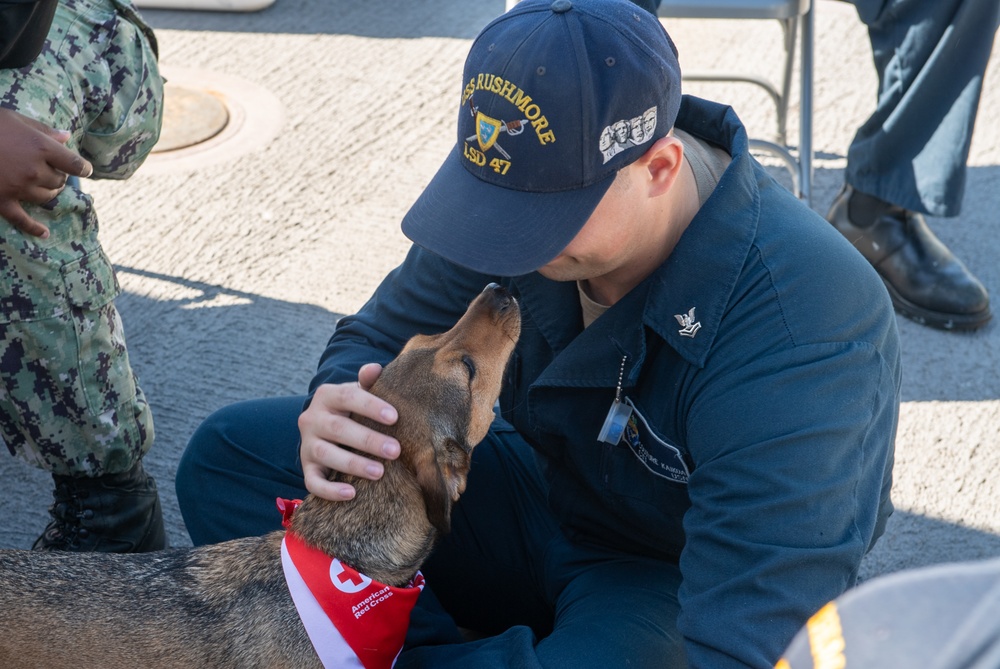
[318,379,397,430]
[11,113,93,178]
[357,362,383,391]
[29,167,68,192]
[329,411,398,467]
[19,180,65,206]
[304,425,387,480]
[17,116,93,178]
[299,425,393,500]
[297,377,402,502]
[303,462,357,501]
[299,394,399,463]
[0,200,49,237]
[47,143,93,178]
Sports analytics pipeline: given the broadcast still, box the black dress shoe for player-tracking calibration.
[827,185,991,331]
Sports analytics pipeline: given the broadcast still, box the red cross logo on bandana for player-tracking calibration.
[331,559,373,594]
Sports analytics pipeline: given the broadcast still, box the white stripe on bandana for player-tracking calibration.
[278,500,424,669]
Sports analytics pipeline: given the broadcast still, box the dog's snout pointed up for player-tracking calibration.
[484,282,516,313]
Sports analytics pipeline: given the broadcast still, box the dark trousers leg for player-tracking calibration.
[847,0,1000,216]
[176,395,308,544]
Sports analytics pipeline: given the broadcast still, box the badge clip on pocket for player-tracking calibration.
[597,355,633,445]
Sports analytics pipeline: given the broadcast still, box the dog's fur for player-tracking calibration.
[0,284,521,669]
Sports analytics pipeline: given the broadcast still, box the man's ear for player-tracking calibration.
[641,134,685,197]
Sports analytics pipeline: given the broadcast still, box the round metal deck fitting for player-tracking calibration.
[142,67,284,174]
[153,84,230,153]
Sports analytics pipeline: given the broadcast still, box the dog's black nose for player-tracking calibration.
[484,282,515,310]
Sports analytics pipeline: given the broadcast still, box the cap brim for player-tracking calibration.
[402,143,616,276]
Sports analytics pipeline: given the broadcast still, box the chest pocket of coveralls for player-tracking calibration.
[600,396,693,552]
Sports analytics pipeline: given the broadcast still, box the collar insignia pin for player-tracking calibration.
[674,307,701,338]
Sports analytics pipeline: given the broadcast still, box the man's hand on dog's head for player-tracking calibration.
[298,363,401,501]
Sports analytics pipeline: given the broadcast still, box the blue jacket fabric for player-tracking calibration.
[309,96,901,668]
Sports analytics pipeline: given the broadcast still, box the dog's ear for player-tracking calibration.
[415,459,453,535]
[415,437,472,535]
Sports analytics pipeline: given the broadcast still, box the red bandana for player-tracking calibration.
[277,498,425,669]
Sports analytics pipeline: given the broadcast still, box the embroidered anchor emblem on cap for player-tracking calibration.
[674,307,701,338]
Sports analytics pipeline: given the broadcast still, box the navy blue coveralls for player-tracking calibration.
[177,96,901,669]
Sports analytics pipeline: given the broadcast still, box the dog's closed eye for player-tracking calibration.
[461,355,476,381]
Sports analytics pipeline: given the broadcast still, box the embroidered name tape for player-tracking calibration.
[623,398,690,484]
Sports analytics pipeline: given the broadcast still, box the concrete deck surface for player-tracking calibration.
[3,0,1000,586]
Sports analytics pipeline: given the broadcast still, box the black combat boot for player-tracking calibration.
[33,460,167,552]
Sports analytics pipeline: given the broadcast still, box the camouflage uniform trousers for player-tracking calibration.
[0,0,163,476]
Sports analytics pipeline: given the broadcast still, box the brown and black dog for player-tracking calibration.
[0,283,521,669]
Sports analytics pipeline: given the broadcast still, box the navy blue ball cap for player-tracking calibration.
[402,0,682,276]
